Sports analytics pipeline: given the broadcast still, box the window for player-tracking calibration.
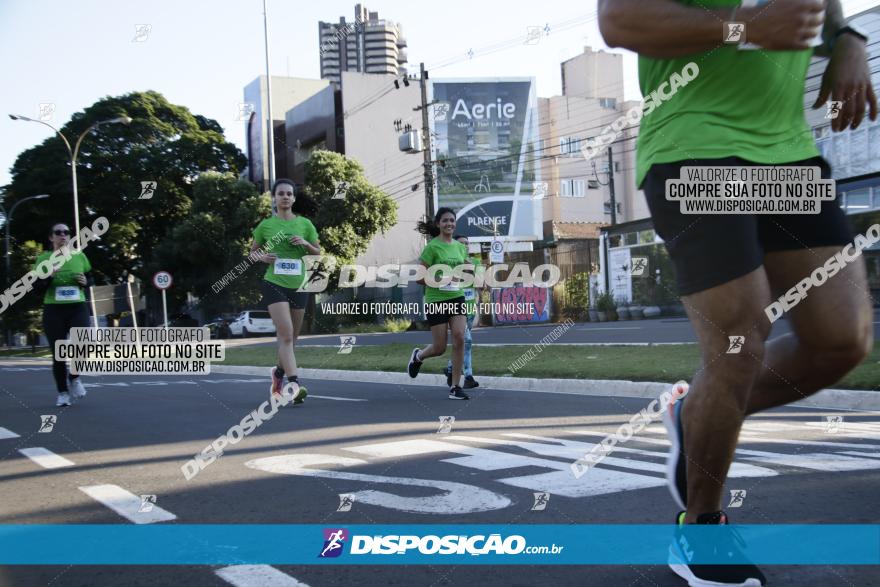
[844,188,871,211]
[559,136,581,156]
[599,98,617,110]
[561,179,586,197]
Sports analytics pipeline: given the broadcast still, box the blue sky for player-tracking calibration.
[1,0,878,188]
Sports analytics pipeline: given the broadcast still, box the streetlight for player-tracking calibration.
[0,193,50,346]
[9,113,132,327]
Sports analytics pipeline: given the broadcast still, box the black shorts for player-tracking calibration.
[260,280,310,309]
[425,297,468,326]
[643,156,853,296]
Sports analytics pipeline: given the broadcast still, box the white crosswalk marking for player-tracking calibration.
[0,427,20,440]
[216,565,310,587]
[18,447,74,469]
[79,485,176,524]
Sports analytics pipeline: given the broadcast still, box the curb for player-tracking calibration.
[211,365,880,411]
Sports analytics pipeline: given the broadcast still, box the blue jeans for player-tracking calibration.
[447,313,474,378]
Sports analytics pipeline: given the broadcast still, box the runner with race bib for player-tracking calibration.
[407,208,471,400]
[33,222,93,407]
[249,179,319,406]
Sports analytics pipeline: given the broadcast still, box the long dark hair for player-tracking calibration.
[416,207,456,238]
[272,178,318,218]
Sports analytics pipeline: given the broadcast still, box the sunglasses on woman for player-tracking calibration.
[53,230,70,236]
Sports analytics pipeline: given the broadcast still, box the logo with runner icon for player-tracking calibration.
[319,528,348,558]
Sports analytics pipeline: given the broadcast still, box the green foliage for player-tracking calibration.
[4,90,247,293]
[563,272,590,309]
[595,292,616,312]
[155,172,268,317]
[303,150,398,270]
[2,240,45,340]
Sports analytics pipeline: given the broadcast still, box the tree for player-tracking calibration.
[1,240,46,347]
[155,172,269,319]
[303,150,398,274]
[2,91,247,294]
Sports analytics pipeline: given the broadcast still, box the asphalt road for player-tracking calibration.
[222,311,880,348]
[1,361,878,586]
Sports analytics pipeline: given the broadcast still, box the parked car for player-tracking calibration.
[228,310,275,337]
[207,316,233,339]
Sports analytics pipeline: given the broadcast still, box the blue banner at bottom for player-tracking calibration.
[0,525,878,565]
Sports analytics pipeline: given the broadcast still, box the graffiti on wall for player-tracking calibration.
[491,285,551,324]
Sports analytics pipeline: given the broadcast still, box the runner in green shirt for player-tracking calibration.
[32,222,94,406]
[600,1,875,585]
[249,179,320,406]
[406,208,472,400]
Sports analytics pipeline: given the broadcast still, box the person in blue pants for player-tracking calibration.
[444,234,481,389]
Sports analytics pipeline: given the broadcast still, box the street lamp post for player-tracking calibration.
[1,193,50,346]
[9,114,132,328]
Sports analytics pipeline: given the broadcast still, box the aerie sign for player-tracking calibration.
[452,98,516,120]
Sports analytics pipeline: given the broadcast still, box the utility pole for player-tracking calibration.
[417,62,434,219]
[607,146,617,226]
[262,0,275,189]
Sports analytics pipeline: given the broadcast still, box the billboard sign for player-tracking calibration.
[430,78,542,242]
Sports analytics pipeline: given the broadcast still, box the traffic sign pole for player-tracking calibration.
[152,271,173,330]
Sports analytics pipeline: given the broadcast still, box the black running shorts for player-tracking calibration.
[260,280,310,309]
[642,156,854,296]
[425,296,468,326]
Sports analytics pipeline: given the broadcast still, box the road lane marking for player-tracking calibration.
[308,394,366,402]
[0,427,20,440]
[78,484,176,524]
[216,565,310,587]
[245,453,509,514]
[18,447,74,469]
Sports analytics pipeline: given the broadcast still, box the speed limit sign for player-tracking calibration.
[152,271,173,290]
[489,240,504,264]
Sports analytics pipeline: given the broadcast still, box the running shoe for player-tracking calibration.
[69,378,87,400]
[294,384,308,405]
[669,511,766,586]
[662,383,689,509]
[56,392,71,407]
[281,381,306,405]
[269,366,284,397]
[448,386,469,400]
[407,348,423,378]
[463,375,479,389]
[444,365,452,387]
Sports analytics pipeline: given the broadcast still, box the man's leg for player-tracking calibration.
[679,268,774,522]
[745,247,873,415]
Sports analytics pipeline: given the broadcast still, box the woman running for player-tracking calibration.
[33,222,93,406]
[250,179,318,405]
[406,208,471,400]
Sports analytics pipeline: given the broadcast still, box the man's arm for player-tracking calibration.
[816,0,845,57]
[599,0,825,59]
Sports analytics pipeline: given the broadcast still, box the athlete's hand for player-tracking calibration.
[813,34,878,132]
[254,251,277,264]
[74,273,87,286]
[742,0,825,50]
[289,235,308,246]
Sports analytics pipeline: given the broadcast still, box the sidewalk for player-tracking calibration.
[211,365,880,412]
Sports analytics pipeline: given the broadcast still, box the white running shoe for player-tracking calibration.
[56,392,72,407]
[69,378,87,400]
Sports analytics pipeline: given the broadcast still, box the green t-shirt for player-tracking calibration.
[34,250,91,304]
[420,238,469,303]
[253,215,319,290]
[635,0,819,187]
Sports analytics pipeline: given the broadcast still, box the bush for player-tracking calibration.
[382,318,411,333]
[595,292,616,312]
